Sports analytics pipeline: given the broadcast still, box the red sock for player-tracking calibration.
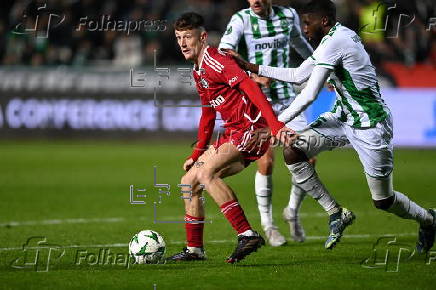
[220,200,252,234]
[185,214,204,248]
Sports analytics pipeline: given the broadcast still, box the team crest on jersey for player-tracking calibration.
[280,19,289,29]
[200,78,209,88]
[225,25,232,35]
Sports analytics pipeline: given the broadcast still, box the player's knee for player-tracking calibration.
[283,146,307,165]
[373,195,395,210]
[366,173,394,209]
[196,168,215,185]
[257,158,273,175]
[180,173,196,187]
[258,166,273,175]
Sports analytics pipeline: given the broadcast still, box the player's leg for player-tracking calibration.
[168,147,215,261]
[193,142,256,235]
[282,114,313,242]
[193,142,265,263]
[169,144,244,261]
[283,113,355,249]
[255,147,286,246]
[169,143,247,261]
[170,142,265,262]
[369,174,436,253]
[283,161,316,243]
[255,148,274,232]
[347,114,435,253]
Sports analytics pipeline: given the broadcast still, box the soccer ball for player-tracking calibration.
[129,230,166,264]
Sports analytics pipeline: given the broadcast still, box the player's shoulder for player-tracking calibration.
[207,46,235,60]
[273,5,297,20]
[230,8,251,23]
[319,23,350,48]
[203,47,233,73]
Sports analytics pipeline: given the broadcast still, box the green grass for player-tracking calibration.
[1,140,435,289]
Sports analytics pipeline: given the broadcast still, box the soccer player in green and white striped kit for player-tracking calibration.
[228,0,436,252]
[219,0,314,246]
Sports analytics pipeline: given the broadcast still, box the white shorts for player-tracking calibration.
[293,111,394,178]
[271,98,308,132]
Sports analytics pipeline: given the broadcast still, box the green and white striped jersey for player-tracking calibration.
[219,6,313,102]
[312,23,389,128]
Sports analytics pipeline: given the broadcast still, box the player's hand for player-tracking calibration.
[250,73,272,88]
[221,49,259,73]
[273,127,297,147]
[243,127,271,153]
[183,158,195,172]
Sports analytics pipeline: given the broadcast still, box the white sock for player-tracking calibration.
[286,162,340,215]
[238,229,256,237]
[388,191,434,226]
[255,171,273,229]
[187,247,204,255]
[288,175,307,217]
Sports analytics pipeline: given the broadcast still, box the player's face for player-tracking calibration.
[248,0,272,16]
[175,29,206,62]
[301,13,325,45]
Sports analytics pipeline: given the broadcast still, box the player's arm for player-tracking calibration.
[185,105,216,171]
[219,13,244,50]
[224,49,315,85]
[278,33,341,123]
[218,54,292,143]
[237,78,285,136]
[277,66,330,124]
[288,8,313,59]
[258,57,315,85]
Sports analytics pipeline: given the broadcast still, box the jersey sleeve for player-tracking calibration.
[219,13,244,50]
[189,96,216,161]
[238,78,285,135]
[287,8,313,59]
[259,57,315,84]
[214,54,249,88]
[312,36,342,69]
[277,66,330,124]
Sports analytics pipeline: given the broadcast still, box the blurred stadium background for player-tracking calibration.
[0,0,434,145]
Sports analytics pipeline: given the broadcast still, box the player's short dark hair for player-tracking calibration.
[174,12,205,31]
[301,0,336,22]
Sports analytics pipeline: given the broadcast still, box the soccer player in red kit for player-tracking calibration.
[167,12,293,263]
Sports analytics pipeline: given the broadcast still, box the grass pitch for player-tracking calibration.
[0,140,435,289]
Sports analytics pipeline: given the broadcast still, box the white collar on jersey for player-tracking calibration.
[249,6,275,20]
[194,45,209,75]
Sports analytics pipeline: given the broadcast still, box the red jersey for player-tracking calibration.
[189,46,284,161]
[193,47,264,131]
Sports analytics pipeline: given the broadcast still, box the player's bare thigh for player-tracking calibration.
[180,143,246,215]
[181,143,246,192]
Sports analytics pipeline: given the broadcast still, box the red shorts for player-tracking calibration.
[213,122,270,166]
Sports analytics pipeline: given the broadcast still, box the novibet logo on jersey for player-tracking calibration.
[254,39,287,50]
